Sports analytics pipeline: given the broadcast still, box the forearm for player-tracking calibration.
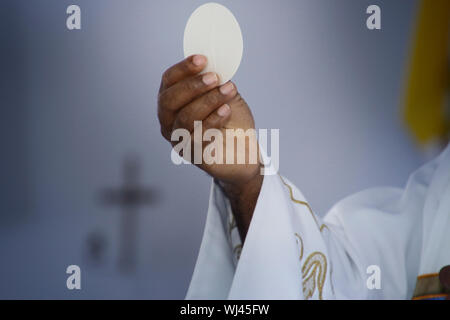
[217,174,264,242]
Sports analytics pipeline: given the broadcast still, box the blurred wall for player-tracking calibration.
[0,0,423,298]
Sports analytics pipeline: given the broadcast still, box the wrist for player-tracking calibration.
[216,172,264,241]
[217,170,263,201]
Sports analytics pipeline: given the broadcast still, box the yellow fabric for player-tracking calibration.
[404,0,450,146]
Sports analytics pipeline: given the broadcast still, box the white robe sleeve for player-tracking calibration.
[186,144,450,300]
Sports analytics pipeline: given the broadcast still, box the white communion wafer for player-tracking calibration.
[184,2,243,85]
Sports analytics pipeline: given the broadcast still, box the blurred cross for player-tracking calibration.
[102,155,156,273]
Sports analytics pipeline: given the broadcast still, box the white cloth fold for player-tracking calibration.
[186,144,450,299]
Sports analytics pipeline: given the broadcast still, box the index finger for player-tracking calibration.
[159,55,207,92]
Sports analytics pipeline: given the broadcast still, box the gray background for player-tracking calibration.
[1,0,426,298]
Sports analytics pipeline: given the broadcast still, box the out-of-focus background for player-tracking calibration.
[1,0,449,298]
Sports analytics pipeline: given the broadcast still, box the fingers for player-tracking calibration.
[202,104,232,134]
[158,73,225,141]
[158,55,238,144]
[200,104,232,148]
[160,55,207,92]
[172,82,237,132]
[158,72,219,113]
[178,104,232,161]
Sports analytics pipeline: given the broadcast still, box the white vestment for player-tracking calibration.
[186,144,450,300]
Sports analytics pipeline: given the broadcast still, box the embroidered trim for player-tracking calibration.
[412,294,448,300]
[417,272,439,280]
[413,273,449,299]
[279,175,328,232]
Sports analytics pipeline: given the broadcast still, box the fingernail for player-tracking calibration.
[220,82,234,95]
[202,73,218,86]
[192,55,206,66]
[217,104,231,117]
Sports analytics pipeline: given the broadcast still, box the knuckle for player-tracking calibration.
[157,91,169,109]
[176,110,190,128]
[160,125,166,138]
[157,107,163,123]
[157,109,168,128]
[161,69,171,86]
[160,125,170,141]
[184,78,199,92]
[204,113,220,129]
[205,91,221,106]
[230,93,244,106]
[159,90,178,111]
[157,92,164,107]
[183,79,196,91]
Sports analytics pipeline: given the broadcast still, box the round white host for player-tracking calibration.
[183,2,243,85]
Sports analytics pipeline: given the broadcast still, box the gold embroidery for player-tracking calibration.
[302,252,327,300]
[279,174,331,299]
[294,233,304,261]
[279,175,328,232]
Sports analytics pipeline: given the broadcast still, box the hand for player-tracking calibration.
[157,55,263,241]
[157,55,260,185]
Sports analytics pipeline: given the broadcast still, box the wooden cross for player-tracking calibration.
[102,156,156,273]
